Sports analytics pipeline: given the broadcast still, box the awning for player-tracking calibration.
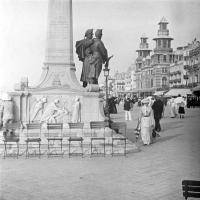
[153,91,166,96]
[164,88,192,97]
[192,85,200,92]
[192,85,200,96]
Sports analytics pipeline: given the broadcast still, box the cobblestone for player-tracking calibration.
[0,105,200,200]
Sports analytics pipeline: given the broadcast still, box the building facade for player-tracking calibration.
[169,47,186,88]
[151,17,174,90]
[185,40,200,88]
[135,34,152,95]
[134,17,174,97]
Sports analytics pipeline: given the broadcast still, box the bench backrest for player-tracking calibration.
[182,180,200,199]
[90,121,107,129]
[26,123,41,138]
[47,123,63,138]
[68,122,84,129]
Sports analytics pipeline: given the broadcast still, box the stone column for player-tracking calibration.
[38,0,83,90]
[45,0,74,65]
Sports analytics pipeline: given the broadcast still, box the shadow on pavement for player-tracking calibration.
[156,133,183,143]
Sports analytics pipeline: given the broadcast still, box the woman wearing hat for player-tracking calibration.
[138,98,155,145]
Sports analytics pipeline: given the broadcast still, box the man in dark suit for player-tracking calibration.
[152,96,164,132]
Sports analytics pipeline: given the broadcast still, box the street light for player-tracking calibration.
[103,55,113,119]
[103,65,110,118]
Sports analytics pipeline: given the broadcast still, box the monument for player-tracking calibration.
[9,0,106,126]
[0,0,138,155]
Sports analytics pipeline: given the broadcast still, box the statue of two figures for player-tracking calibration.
[31,96,81,124]
[75,29,109,88]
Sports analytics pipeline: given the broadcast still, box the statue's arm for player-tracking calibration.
[84,39,94,48]
[98,41,108,63]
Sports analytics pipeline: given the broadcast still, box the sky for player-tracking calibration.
[0,0,200,91]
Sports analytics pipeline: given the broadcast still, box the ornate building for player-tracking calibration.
[151,17,174,90]
[125,64,136,91]
[135,34,152,95]
[170,39,200,89]
[169,47,186,88]
[112,71,126,96]
[184,39,200,88]
[134,17,174,97]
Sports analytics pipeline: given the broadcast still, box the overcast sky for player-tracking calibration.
[0,0,200,91]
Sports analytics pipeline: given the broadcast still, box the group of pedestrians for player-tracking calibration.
[110,93,191,146]
[122,94,164,145]
[168,95,186,119]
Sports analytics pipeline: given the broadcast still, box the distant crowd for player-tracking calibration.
[105,93,199,146]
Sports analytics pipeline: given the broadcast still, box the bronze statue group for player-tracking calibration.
[76,29,108,88]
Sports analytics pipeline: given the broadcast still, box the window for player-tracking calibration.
[162,77,167,86]
[163,55,167,62]
[151,79,153,87]
[158,55,160,63]
[163,40,167,48]
[158,40,161,48]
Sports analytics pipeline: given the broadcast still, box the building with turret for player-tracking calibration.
[135,34,152,96]
[151,17,174,90]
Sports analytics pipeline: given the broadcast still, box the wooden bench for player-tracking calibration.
[182,180,200,199]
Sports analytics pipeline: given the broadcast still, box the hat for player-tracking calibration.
[85,29,93,37]
[141,98,149,104]
[95,29,103,37]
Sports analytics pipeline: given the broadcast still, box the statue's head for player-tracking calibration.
[42,97,47,103]
[95,29,103,39]
[85,29,93,39]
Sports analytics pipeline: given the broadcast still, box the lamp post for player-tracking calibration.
[103,55,113,119]
[103,66,110,118]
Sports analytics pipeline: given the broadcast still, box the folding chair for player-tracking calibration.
[47,123,63,157]
[90,121,107,156]
[110,122,127,156]
[25,123,42,158]
[68,123,84,157]
[3,123,20,159]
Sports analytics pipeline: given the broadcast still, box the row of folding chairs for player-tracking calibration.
[2,121,127,158]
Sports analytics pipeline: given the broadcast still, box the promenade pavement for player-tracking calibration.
[0,104,200,200]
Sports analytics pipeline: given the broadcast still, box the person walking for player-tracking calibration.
[169,97,177,118]
[138,98,154,145]
[152,95,164,132]
[175,94,186,118]
[124,95,132,121]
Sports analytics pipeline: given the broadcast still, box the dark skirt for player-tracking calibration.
[178,106,185,114]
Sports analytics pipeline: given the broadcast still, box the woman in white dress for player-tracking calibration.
[169,97,177,118]
[138,98,155,145]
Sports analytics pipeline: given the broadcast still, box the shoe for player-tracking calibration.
[156,133,160,137]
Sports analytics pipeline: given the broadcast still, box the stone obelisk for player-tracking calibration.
[38,0,82,90]
[11,0,106,127]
